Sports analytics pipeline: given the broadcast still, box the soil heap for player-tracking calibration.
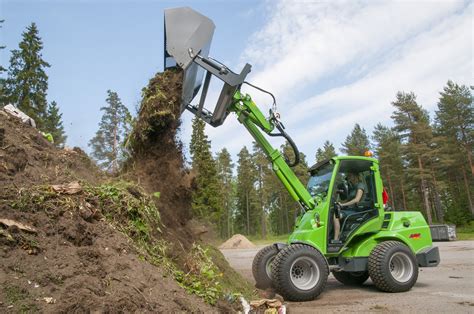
[0,69,254,312]
[219,234,256,250]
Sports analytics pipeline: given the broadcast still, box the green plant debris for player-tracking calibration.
[3,284,39,312]
[4,180,254,306]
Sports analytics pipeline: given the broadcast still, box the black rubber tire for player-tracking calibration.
[252,245,279,289]
[271,244,329,301]
[368,241,419,292]
[332,270,369,285]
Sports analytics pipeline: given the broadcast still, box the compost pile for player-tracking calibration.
[0,70,253,312]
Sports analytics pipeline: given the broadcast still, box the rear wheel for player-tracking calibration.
[272,244,328,301]
[252,245,279,289]
[332,270,369,285]
[368,241,418,292]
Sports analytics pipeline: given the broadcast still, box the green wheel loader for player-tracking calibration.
[163,7,440,301]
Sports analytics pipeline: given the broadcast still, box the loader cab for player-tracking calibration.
[308,157,382,250]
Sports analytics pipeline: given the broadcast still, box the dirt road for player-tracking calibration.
[221,241,474,313]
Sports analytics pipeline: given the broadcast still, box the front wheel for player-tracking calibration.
[252,245,279,289]
[271,244,329,301]
[368,241,418,292]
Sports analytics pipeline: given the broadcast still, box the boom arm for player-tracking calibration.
[163,6,316,213]
[230,90,316,212]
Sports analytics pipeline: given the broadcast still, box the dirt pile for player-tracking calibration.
[0,111,100,186]
[219,234,256,249]
[1,70,255,312]
[0,111,213,312]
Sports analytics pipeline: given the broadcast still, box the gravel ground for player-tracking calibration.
[221,241,474,313]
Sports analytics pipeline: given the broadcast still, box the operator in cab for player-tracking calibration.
[333,172,367,241]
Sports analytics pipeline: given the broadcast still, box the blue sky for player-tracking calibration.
[1,0,472,166]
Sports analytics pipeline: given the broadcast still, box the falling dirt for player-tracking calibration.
[124,69,198,255]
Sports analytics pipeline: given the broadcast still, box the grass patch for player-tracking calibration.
[3,285,39,312]
[456,221,474,240]
[247,233,290,246]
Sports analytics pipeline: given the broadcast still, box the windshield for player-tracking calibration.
[307,162,334,201]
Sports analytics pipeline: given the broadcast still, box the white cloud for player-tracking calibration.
[201,0,472,165]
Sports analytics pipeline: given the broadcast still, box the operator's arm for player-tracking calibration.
[341,189,364,207]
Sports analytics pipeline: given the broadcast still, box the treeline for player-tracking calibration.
[0,21,66,146]
[191,82,473,239]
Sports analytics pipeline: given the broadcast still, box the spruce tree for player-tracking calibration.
[315,140,337,163]
[340,123,371,156]
[0,20,6,74]
[391,92,435,224]
[0,20,7,104]
[189,117,222,223]
[4,23,50,127]
[43,101,67,147]
[89,90,131,172]
[216,148,234,238]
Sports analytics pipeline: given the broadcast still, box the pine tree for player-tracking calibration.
[372,123,407,210]
[340,123,371,156]
[89,90,131,172]
[43,101,67,147]
[252,142,275,239]
[269,142,309,235]
[434,81,473,220]
[189,117,222,223]
[4,23,50,127]
[216,148,234,238]
[315,140,337,163]
[391,92,435,224]
[235,146,258,235]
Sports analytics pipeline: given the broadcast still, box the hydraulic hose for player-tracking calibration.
[268,120,300,167]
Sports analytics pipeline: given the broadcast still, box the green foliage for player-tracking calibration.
[372,123,406,210]
[89,90,131,172]
[269,142,309,235]
[87,182,162,241]
[340,123,371,156]
[235,146,258,235]
[189,117,222,224]
[174,244,223,305]
[43,100,67,147]
[4,23,50,127]
[0,20,6,102]
[216,148,235,238]
[315,140,337,162]
[457,221,474,240]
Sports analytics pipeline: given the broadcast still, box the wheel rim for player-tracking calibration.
[389,252,414,283]
[290,256,320,290]
[265,256,275,279]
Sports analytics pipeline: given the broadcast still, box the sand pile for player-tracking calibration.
[219,234,256,249]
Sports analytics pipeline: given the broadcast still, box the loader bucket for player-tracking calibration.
[164,7,251,126]
[164,7,215,113]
